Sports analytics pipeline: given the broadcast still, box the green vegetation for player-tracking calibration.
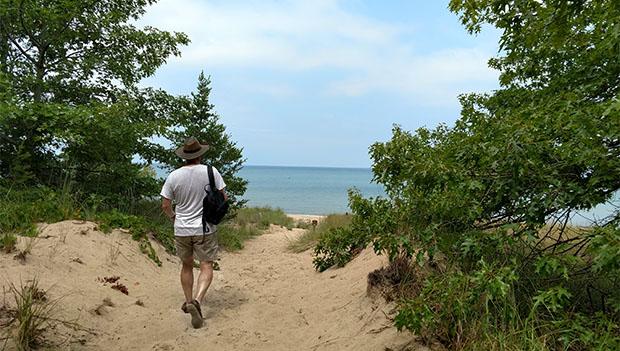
[314,1,620,349]
[160,72,248,212]
[0,0,246,211]
[1,232,17,253]
[0,185,78,235]
[217,225,260,251]
[0,1,248,265]
[313,227,363,272]
[288,214,351,253]
[3,279,59,350]
[233,207,294,230]
[219,207,294,250]
[0,183,290,262]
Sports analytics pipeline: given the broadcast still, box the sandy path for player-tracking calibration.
[1,220,422,351]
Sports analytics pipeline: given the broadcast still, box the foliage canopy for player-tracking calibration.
[315,0,620,349]
[0,0,246,210]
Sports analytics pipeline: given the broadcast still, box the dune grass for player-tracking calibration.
[0,183,294,259]
[0,185,77,236]
[1,232,17,253]
[233,206,294,230]
[2,278,87,351]
[218,206,294,251]
[217,224,260,251]
[2,279,56,350]
[288,214,352,253]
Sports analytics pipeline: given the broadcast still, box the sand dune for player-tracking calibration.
[1,219,426,350]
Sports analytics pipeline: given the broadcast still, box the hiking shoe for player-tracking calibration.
[185,301,203,329]
[191,300,203,319]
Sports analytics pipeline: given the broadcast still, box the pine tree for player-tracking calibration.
[169,72,247,210]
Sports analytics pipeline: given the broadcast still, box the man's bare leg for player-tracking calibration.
[181,256,204,328]
[180,256,194,303]
[195,261,214,303]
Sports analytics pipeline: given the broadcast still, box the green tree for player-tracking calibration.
[316,1,620,348]
[0,0,188,103]
[161,72,247,210]
[0,0,189,189]
[0,0,191,208]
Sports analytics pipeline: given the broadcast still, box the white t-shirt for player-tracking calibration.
[160,164,226,236]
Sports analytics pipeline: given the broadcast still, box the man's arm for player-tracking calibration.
[161,197,175,221]
[221,189,228,202]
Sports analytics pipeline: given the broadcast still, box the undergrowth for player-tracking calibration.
[0,185,78,235]
[217,224,260,251]
[218,207,294,251]
[0,184,292,263]
[233,206,294,230]
[288,214,352,253]
[1,232,17,253]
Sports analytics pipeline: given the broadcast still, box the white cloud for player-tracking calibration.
[327,48,497,104]
[140,0,498,104]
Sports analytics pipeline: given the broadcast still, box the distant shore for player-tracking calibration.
[287,213,326,222]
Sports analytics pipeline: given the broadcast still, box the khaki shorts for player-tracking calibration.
[175,233,219,262]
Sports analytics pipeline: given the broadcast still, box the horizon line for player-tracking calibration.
[243,163,372,170]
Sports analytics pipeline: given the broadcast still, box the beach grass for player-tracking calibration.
[233,206,294,230]
[217,224,260,251]
[0,185,78,236]
[4,278,56,350]
[1,232,17,253]
[0,184,295,258]
[288,213,352,253]
[218,207,294,251]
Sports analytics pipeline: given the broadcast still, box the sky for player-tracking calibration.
[139,0,502,168]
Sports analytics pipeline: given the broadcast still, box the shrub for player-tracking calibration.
[289,214,352,253]
[314,0,620,348]
[313,227,368,272]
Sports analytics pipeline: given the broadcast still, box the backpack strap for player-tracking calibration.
[202,165,217,239]
[207,165,216,193]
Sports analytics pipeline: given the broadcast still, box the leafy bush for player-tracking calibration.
[289,214,352,253]
[313,227,369,272]
[314,1,620,349]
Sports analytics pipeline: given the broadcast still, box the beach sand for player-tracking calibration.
[0,218,427,350]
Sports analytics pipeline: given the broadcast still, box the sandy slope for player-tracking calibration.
[1,219,426,351]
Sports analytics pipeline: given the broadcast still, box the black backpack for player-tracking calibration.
[202,165,229,234]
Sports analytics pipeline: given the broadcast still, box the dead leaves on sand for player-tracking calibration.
[97,276,129,295]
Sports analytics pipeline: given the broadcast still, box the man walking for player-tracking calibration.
[161,137,227,329]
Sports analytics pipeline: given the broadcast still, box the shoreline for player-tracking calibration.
[286,213,326,222]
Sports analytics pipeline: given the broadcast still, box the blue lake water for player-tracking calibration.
[237,165,384,215]
[157,164,617,223]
